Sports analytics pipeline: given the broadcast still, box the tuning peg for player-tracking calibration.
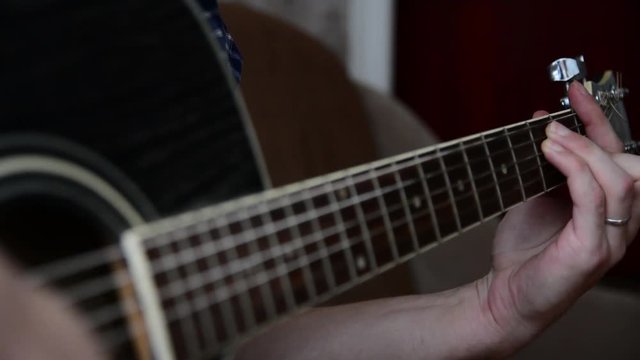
[549,55,587,108]
[549,55,587,82]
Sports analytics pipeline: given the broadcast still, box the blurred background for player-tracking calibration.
[218,1,640,358]
[219,0,640,278]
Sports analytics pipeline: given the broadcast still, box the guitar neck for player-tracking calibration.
[123,109,584,359]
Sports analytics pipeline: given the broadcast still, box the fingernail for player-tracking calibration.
[542,139,564,153]
[573,80,589,96]
[548,120,570,136]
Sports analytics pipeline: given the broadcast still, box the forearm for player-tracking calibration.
[236,279,513,360]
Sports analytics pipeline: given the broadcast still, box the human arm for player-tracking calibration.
[236,81,640,359]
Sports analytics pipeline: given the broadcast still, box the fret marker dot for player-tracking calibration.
[337,188,349,200]
[456,180,465,192]
[501,163,508,175]
[412,196,422,209]
[356,255,367,271]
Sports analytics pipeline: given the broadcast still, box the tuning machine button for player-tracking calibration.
[549,55,587,108]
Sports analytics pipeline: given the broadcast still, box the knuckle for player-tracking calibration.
[589,186,606,213]
[573,135,597,155]
[578,241,609,270]
[612,176,635,203]
[573,159,591,176]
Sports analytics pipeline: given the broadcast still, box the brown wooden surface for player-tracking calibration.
[220,4,416,303]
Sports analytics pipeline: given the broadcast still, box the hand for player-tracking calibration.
[0,251,105,360]
[475,81,640,353]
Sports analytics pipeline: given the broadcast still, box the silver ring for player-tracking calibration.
[605,216,631,226]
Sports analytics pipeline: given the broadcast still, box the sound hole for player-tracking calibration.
[0,193,110,267]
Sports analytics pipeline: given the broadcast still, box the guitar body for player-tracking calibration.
[0,0,265,267]
[0,1,634,359]
[0,2,266,357]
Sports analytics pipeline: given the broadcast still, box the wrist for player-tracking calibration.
[469,271,551,359]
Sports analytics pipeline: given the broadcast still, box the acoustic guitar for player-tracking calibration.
[0,0,634,359]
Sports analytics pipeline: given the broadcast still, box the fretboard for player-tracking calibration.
[124,109,584,359]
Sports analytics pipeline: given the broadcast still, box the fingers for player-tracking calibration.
[611,153,640,238]
[540,137,603,251]
[568,81,624,153]
[544,120,634,259]
[532,110,549,118]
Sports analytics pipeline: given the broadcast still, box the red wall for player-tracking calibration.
[395,0,640,278]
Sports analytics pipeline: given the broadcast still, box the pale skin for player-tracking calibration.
[0,82,638,359]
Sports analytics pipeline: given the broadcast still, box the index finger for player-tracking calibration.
[568,81,624,153]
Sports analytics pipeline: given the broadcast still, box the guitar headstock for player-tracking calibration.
[549,56,636,153]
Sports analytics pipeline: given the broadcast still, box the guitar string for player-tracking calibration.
[156,115,581,350]
[115,168,563,358]
[156,159,560,306]
[145,114,580,275]
[31,112,563,287]
[158,106,588,354]
[81,162,559,354]
[155,111,578,356]
[141,112,578,253]
[36,114,581,348]
[38,112,578,301]
[70,122,576,344]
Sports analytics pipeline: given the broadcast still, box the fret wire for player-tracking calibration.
[121,151,560,338]
[46,115,579,309]
[324,181,358,282]
[196,221,239,342]
[414,153,442,242]
[154,176,420,292]
[74,118,576,312]
[571,113,585,135]
[174,149,552,298]
[149,122,576,282]
[148,118,568,292]
[154,233,202,358]
[436,146,462,232]
[504,127,528,201]
[525,118,548,192]
[27,112,588,352]
[279,194,318,302]
[162,159,559,318]
[161,194,410,295]
[156,174,424,296]
[346,172,379,272]
[459,141,484,220]
[257,201,297,310]
[165,167,555,311]
[138,112,574,254]
[369,167,401,262]
[95,160,556,340]
[138,111,574,256]
[391,161,420,252]
[216,217,258,334]
[481,132,505,212]
[237,207,278,323]
[163,201,432,313]
[172,226,216,353]
[301,186,337,291]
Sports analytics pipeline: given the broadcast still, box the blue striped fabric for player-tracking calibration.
[197,0,243,82]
